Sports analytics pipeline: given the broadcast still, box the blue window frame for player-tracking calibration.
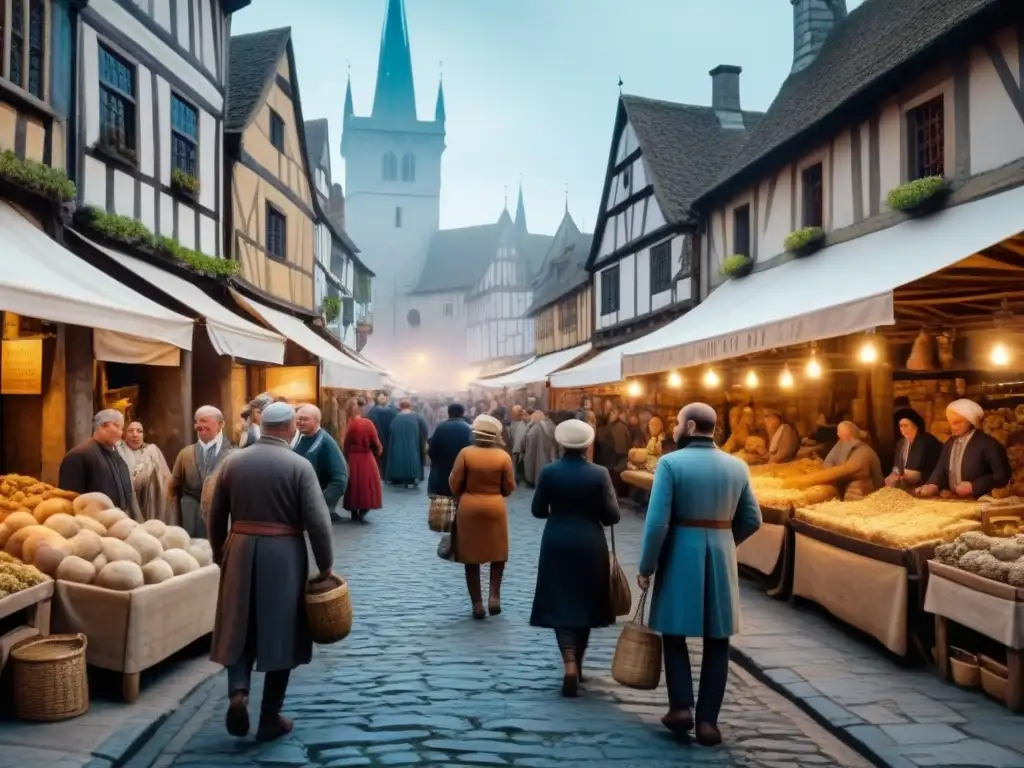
[265,203,286,259]
[26,0,44,97]
[269,109,284,152]
[171,94,198,176]
[98,44,136,151]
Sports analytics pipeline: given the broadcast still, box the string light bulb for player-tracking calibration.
[667,371,683,389]
[806,355,822,379]
[779,366,794,389]
[626,380,643,397]
[858,340,878,364]
[745,370,759,389]
[991,343,1011,367]
[703,369,720,389]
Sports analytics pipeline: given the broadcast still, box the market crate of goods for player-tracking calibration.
[926,532,1024,711]
[0,487,220,702]
[790,488,985,657]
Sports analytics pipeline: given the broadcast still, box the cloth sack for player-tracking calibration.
[608,525,632,617]
[428,495,456,533]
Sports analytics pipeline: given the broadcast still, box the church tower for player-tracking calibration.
[341,0,445,357]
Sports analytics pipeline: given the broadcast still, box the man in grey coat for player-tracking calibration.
[208,402,334,742]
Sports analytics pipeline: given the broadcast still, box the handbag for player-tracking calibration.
[428,495,456,533]
[437,512,457,560]
[608,525,632,617]
[611,586,662,690]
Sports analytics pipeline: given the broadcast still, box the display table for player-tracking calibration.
[0,581,53,674]
[925,560,1024,711]
[52,565,219,702]
[792,519,935,657]
[621,469,654,494]
[738,505,791,597]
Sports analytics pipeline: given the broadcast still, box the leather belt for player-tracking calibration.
[673,519,731,530]
[232,521,302,537]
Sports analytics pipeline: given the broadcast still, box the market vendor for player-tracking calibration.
[917,399,1011,500]
[884,407,942,491]
[787,421,883,500]
[627,416,666,472]
[763,410,800,464]
[721,407,755,454]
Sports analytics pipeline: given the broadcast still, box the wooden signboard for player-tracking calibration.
[1,338,43,395]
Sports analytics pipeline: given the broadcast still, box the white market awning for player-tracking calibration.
[549,337,649,389]
[476,356,536,381]
[474,343,591,388]
[0,202,193,361]
[230,289,384,391]
[84,237,286,365]
[623,183,1024,376]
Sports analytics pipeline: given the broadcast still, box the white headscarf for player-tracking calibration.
[947,399,984,429]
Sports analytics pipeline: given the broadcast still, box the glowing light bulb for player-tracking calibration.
[667,372,683,389]
[991,343,1011,366]
[745,370,759,389]
[779,367,794,389]
[703,369,720,388]
[806,356,822,379]
[626,380,642,397]
[859,341,878,364]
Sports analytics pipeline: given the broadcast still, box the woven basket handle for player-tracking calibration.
[609,523,618,558]
[632,586,650,626]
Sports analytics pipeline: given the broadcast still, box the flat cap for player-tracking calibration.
[261,401,295,426]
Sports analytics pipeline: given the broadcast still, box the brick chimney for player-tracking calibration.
[791,0,847,73]
[709,65,746,130]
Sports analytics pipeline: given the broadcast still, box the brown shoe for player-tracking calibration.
[225,692,249,737]
[255,714,294,742]
[561,661,579,697]
[695,722,722,747]
[472,603,486,620]
[661,709,694,735]
[488,598,501,616]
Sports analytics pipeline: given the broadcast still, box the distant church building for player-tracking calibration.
[342,0,584,389]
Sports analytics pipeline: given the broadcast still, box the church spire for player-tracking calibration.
[371,0,417,121]
[434,77,445,122]
[343,72,354,122]
[515,180,527,232]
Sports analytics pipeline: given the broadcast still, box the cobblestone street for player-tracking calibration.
[124,484,868,768]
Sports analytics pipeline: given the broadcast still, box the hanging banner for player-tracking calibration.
[2,338,43,395]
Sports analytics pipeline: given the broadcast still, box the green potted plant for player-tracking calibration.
[171,168,200,199]
[886,176,951,217]
[784,226,826,257]
[720,254,753,279]
[321,296,342,324]
[0,151,76,202]
[95,127,137,166]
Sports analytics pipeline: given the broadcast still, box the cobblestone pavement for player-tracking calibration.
[127,484,869,768]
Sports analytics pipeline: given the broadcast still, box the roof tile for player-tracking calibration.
[225,27,291,133]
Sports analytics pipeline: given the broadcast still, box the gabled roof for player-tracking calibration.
[411,213,553,295]
[697,0,1003,206]
[225,27,292,133]
[587,95,761,270]
[527,212,593,317]
[304,118,330,178]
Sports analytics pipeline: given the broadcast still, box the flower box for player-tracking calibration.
[784,226,825,257]
[170,168,200,200]
[720,254,753,279]
[886,177,951,218]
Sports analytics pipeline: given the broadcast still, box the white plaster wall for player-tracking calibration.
[877,100,902,202]
[635,247,651,316]
[969,29,1024,175]
[832,129,855,230]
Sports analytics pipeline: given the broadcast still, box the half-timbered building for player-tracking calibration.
[224,26,315,314]
[526,208,593,357]
[587,68,762,349]
[74,0,247,257]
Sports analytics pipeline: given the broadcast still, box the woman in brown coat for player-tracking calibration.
[450,414,516,619]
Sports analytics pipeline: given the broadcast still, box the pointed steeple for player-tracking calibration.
[371,0,417,122]
[514,180,527,233]
[343,74,354,121]
[434,78,446,122]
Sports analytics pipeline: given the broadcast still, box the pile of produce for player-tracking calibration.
[749,458,824,478]
[935,531,1024,587]
[0,551,49,599]
[749,459,836,509]
[0,490,213,592]
[795,488,983,549]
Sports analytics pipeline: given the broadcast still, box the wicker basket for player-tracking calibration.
[11,633,89,721]
[305,574,352,645]
[611,587,662,690]
[428,495,456,533]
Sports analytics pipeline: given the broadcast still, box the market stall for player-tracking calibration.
[926,526,1024,710]
[0,483,218,707]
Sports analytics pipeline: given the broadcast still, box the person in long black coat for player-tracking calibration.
[530,418,621,698]
[427,403,473,496]
[366,393,396,479]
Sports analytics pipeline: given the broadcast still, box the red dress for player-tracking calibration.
[343,416,384,511]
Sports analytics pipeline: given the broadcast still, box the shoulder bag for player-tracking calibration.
[437,455,468,561]
[608,524,633,617]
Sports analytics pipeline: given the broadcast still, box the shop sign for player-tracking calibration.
[1,338,43,395]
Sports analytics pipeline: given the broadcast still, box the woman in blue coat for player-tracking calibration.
[638,402,761,747]
[530,419,620,697]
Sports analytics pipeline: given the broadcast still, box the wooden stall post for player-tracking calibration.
[65,325,94,447]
